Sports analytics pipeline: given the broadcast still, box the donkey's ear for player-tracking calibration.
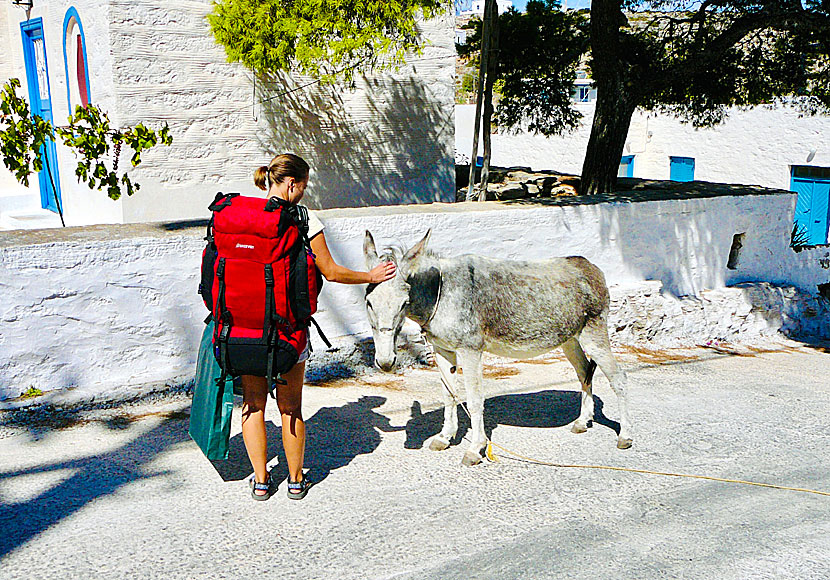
[364,230,380,268]
[403,229,431,266]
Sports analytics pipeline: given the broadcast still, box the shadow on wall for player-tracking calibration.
[591,201,729,297]
[256,72,454,209]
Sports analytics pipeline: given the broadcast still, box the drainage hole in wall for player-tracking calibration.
[727,232,746,270]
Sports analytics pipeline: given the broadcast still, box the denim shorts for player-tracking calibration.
[297,338,311,364]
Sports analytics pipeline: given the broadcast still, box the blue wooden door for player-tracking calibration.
[20,18,62,213]
[670,156,695,182]
[791,167,830,245]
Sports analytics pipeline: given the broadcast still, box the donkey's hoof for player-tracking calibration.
[571,421,589,434]
[429,436,450,451]
[461,450,483,467]
[617,437,633,450]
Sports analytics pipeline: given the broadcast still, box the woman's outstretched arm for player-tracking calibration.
[310,232,395,284]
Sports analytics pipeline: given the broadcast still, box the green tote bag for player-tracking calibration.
[189,320,234,460]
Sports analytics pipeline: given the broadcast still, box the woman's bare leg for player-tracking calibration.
[241,374,270,491]
[276,362,306,484]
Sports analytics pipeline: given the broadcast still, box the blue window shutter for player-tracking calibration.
[811,181,830,244]
[791,166,830,245]
[670,157,695,182]
[618,155,634,178]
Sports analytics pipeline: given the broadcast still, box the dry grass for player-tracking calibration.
[621,346,703,365]
[307,375,408,391]
[483,366,521,379]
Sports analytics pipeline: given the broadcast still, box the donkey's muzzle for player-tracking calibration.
[375,355,397,373]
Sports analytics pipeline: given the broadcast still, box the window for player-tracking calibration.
[791,165,830,245]
[618,155,634,178]
[63,8,91,113]
[572,84,596,103]
[670,156,695,182]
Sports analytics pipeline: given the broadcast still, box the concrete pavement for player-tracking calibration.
[1,342,829,579]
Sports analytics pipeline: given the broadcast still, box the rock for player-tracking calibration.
[526,183,540,196]
[494,184,528,200]
[504,171,536,184]
[550,184,579,197]
[556,175,581,188]
[536,176,558,190]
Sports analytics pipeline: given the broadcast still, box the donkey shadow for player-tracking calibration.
[404,390,620,450]
[212,396,402,485]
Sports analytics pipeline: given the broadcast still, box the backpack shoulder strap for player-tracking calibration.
[208,191,240,212]
[292,205,310,238]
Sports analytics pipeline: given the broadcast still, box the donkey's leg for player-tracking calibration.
[457,348,486,466]
[429,346,459,452]
[578,315,634,449]
[561,338,595,434]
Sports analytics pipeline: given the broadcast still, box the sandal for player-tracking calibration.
[287,475,311,500]
[249,472,274,501]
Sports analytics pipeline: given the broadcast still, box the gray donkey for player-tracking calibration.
[363,229,633,466]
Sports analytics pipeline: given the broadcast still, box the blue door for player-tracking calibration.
[20,18,62,213]
[670,156,695,182]
[791,166,830,245]
[618,155,634,178]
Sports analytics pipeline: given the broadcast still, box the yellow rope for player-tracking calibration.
[433,351,829,498]
[485,441,830,497]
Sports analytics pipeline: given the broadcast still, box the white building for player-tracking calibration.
[0,1,455,229]
[458,0,514,17]
[457,96,830,245]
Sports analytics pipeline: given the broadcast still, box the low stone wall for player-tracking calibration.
[1,190,828,403]
[610,281,830,347]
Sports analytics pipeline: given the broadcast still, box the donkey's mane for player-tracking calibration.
[379,242,440,266]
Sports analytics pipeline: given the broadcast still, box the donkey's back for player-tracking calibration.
[435,254,610,358]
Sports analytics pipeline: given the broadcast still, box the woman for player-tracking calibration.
[243,153,396,501]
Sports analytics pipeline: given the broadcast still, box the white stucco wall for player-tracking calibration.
[2,1,455,228]
[456,103,830,191]
[2,190,828,402]
[108,0,455,223]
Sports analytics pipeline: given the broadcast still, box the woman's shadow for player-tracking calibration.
[211,395,402,486]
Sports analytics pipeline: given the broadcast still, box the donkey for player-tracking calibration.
[363,229,633,466]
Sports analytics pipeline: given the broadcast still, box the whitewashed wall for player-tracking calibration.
[2,1,455,228]
[457,104,830,191]
[109,0,455,223]
[2,190,829,402]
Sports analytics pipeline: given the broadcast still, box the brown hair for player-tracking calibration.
[254,153,310,191]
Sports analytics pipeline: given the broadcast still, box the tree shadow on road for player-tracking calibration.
[210,396,403,487]
[404,390,620,450]
[0,413,190,561]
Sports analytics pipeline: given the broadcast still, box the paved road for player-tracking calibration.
[1,342,829,579]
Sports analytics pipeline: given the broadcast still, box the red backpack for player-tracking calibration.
[199,192,328,391]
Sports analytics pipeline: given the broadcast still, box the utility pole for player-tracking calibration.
[478,0,499,201]
[465,0,496,201]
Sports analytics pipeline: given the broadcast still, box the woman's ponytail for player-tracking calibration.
[254,154,309,192]
[253,165,269,191]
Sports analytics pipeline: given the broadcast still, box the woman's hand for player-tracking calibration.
[368,261,396,284]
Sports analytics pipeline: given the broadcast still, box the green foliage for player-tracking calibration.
[610,1,830,126]
[208,0,445,80]
[791,222,812,250]
[461,1,587,136]
[20,386,43,399]
[0,78,173,201]
[0,78,51,186]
